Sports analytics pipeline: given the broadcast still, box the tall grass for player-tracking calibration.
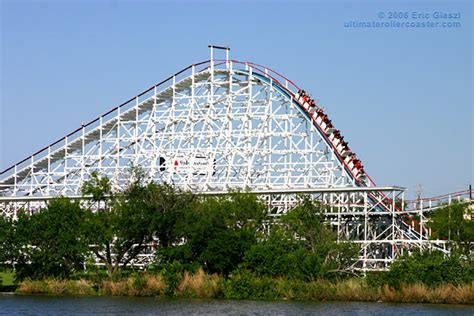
[454,282,474,304]
[400,283,429,303]
[101,279,130,296]
[177,268,223,298]
[380,284,397,302]
[334,279,379,302]
[101,273,166,296]
[15,274,474,304]
[17,279,95,295]
[377,282,474,304]
[17,280,47,294]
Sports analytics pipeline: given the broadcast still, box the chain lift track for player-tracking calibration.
[1,48,471,270]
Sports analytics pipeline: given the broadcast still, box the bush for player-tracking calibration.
[365,271,390,289]
[12,198,89,281]
[224,268,256,299]
[224,268,280,300]
[243,229,298,278]
[160,261,186,297]
[381,251,473,288]
[274,278,309,300]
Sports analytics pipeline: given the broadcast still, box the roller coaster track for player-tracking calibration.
[214,60,428,241]
[1,51,470,270]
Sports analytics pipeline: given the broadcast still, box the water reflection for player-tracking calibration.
[1,294,473,315]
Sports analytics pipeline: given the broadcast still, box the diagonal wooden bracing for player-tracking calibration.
[0,65,353,198]
[1,56,443,271]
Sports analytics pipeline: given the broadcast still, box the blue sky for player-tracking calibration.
[1,0,472,198]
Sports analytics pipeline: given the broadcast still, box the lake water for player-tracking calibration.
[1,294,473,315]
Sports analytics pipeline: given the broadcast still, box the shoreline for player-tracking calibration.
[10,273,474,305]
[3,291,474,307]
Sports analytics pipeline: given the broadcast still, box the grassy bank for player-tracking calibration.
[15,269,474,305]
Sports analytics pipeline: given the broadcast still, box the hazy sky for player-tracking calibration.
[0,0,472,199]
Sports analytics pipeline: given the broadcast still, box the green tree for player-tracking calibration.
[83,170,155,277]
[10,198,88,281]
[82,172,117,277]
[81,171,112,203]
[384,251,473,288]
[244,195,358,280]
[145,182,194,248]
[82,170,195,278]
[0,216,17,269]
[243,227,299,277]
[428,203,474,256]
[159,191,268,276]
[282,196,329,254]
[282,196,358,276]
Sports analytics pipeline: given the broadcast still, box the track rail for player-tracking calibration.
[1,58,466,232]
[212,60,435,239]
[0,59,367,186]
[0,60,212,176]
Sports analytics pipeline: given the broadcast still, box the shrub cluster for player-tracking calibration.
[1,171,473,304]
[367,251,474,289]
[14,269,474,304]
